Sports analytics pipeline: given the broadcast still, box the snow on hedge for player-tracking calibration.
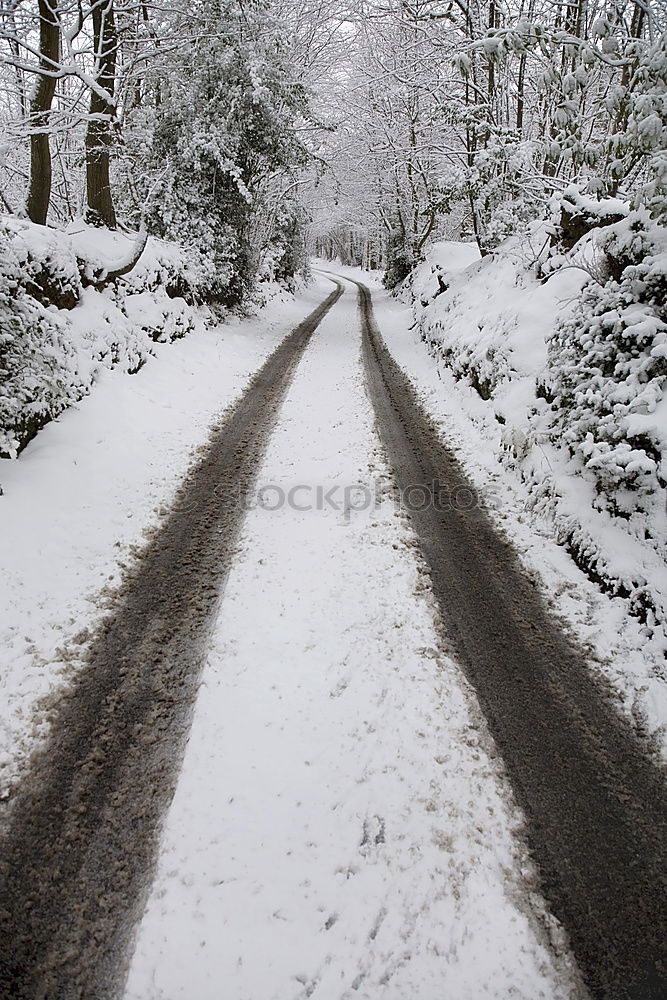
[544,210,666,518]
[0,217,202,459]
[406,200,667,654]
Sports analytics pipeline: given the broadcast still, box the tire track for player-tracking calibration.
[0,280,343,1000]
[353,275,667,1000]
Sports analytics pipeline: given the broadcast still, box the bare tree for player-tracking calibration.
[86,0,118,226]
[26,0,60,224]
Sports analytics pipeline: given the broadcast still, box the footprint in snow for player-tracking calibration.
[360,815,385,856]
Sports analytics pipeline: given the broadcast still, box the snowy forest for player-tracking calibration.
[0,0,662,610]
[0,0,665,439]
[1,1,665,261]
[1,4,667,997]
[1,0,666,618]
[1,0,666,568]
[0,1,664,410]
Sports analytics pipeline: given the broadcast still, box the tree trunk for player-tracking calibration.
[630,2,645,40]
[8,8,28,120]
[516,51,526,134]
[26,0,60,226]
[487,0,496,104]
[85,0,117,228]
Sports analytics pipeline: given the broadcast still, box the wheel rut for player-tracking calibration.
[0,280,343,1000]
[352,275,667,1000]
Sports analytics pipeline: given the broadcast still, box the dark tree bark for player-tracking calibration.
[26,0,60,226]
[516,0,535,135]
[516,50,526,134]
[85,0,118,228]
[487,0,495,103]
[630,1,645,40]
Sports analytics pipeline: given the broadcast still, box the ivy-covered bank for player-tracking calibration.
[406,192,667,637]
[0,220,193,458]
[0,217,303,459]
[0,0,313,459]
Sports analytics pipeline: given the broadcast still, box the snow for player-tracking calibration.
[351,263,667,759]
[125,283,581,1000]
[320,225,667,758]
[416,239,481,276]
[0,215,204,458]
[65,219,190,291]
[409,227,587,402]
[2,244,662,990]
[0,278,332,799]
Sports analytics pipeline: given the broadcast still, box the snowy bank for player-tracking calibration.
[331,211,667,755]
[405,208,667,643]
[1,216,222,458]
[0,273,333,799]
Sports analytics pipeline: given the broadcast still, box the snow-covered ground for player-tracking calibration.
[402,225,667,639]
[329,261,666,759]
[125,285,582,1000]
[0,278,332,799]
[3,252,660,993]
[0,217,205,459]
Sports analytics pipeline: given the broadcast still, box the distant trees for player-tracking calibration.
[308,0,666,280]
[2,0,664,290]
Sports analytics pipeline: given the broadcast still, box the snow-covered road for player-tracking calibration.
[0,283,330,799]
[4,274,664,1000]
[125,284,579,999]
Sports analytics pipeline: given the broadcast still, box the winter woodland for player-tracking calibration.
[1,6,667,994]
[0,1,666,690]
